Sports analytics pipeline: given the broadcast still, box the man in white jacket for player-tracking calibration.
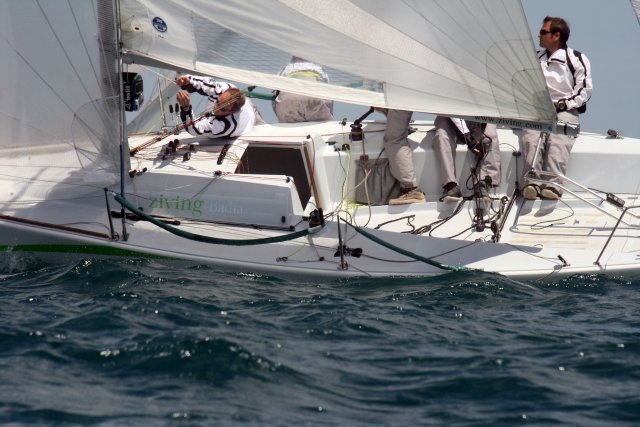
[176,75,255,138]
[521,16,593,200]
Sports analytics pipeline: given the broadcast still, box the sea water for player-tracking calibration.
[1,259,638,426]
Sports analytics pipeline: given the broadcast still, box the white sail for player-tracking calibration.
[0,0,123,201]
[5,0,640,282]
[632,0,640,24]
[120,0,556,130]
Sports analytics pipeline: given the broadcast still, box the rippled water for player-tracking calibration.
[1,259,639,426]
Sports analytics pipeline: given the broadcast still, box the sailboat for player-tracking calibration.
[2,0,640,280]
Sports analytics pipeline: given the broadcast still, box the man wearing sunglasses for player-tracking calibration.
[176,75,256,138]
[520,16,592,201]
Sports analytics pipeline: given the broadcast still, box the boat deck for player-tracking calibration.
[3,119,640,280]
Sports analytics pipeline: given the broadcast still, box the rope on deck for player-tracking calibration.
[112,193,312,246]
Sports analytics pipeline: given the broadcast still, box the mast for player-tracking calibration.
[99,0,129,240]
[116,0,129,241]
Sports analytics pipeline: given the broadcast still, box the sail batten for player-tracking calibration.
[120,0,556,128]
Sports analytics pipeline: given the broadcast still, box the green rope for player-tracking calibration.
[113,193,310,246]
[351,223,468,272]
[113,194,465,270]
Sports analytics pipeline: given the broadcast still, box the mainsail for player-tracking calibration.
[120,0,556,130]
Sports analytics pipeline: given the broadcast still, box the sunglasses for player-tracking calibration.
[539,29,555,36]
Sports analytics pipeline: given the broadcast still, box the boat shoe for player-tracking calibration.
[389,187,426,205]
[541,186,561,200]
[522,184,540,200]
[439,183,462,203]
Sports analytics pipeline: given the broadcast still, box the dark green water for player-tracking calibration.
[1,259,639,426]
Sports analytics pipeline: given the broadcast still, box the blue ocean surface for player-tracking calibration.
[0,258,639,426]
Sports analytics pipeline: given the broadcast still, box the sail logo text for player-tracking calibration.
[473,116,545,131]
[149,194,203,217]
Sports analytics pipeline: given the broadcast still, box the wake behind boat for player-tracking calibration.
[1,0,639,280]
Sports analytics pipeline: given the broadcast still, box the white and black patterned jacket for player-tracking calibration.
[179,75,255,138]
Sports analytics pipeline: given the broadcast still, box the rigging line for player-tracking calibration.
[443,224,476,239]
[528,203,575,230]
[349,168,373,228]
[340,218,467,272]
[136,65,176,84]
[0,194,104,204]
[459,1,523,80]
[339,261,373,277]
[426,199,466,237]
[0,111,58,140]
[68,0,104,107]
[59,221,112,234]
[300,1,492,98]
[0,35,73,116]
[333,142,359,218]
[503,242,563,266]
[342,143,352,207]
[177,221,294,240]
[375,215,416,230]
[37,1,109,121]
[406,1,486,66]
[0,173,112,190]
[130,116,205,154]
[126,83,174,136]
[329,150,348,214]
[332,210,360,245]
[427,240,479,260]
[280,241,308,260]
[408,2,540,108]
[113,192,314,246]
[0,21,106,150]
[477,2,538,87]
[92,0,121,121]
[0,213,109,239]
[361,253,417,263]
[305,135,318,206]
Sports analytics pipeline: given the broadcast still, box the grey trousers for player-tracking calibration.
[274,92,334,123]
[432,116,501,188]
[383,109,417,189]
[520,110,578,194]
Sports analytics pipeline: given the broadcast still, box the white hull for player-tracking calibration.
[2,120,640,281]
